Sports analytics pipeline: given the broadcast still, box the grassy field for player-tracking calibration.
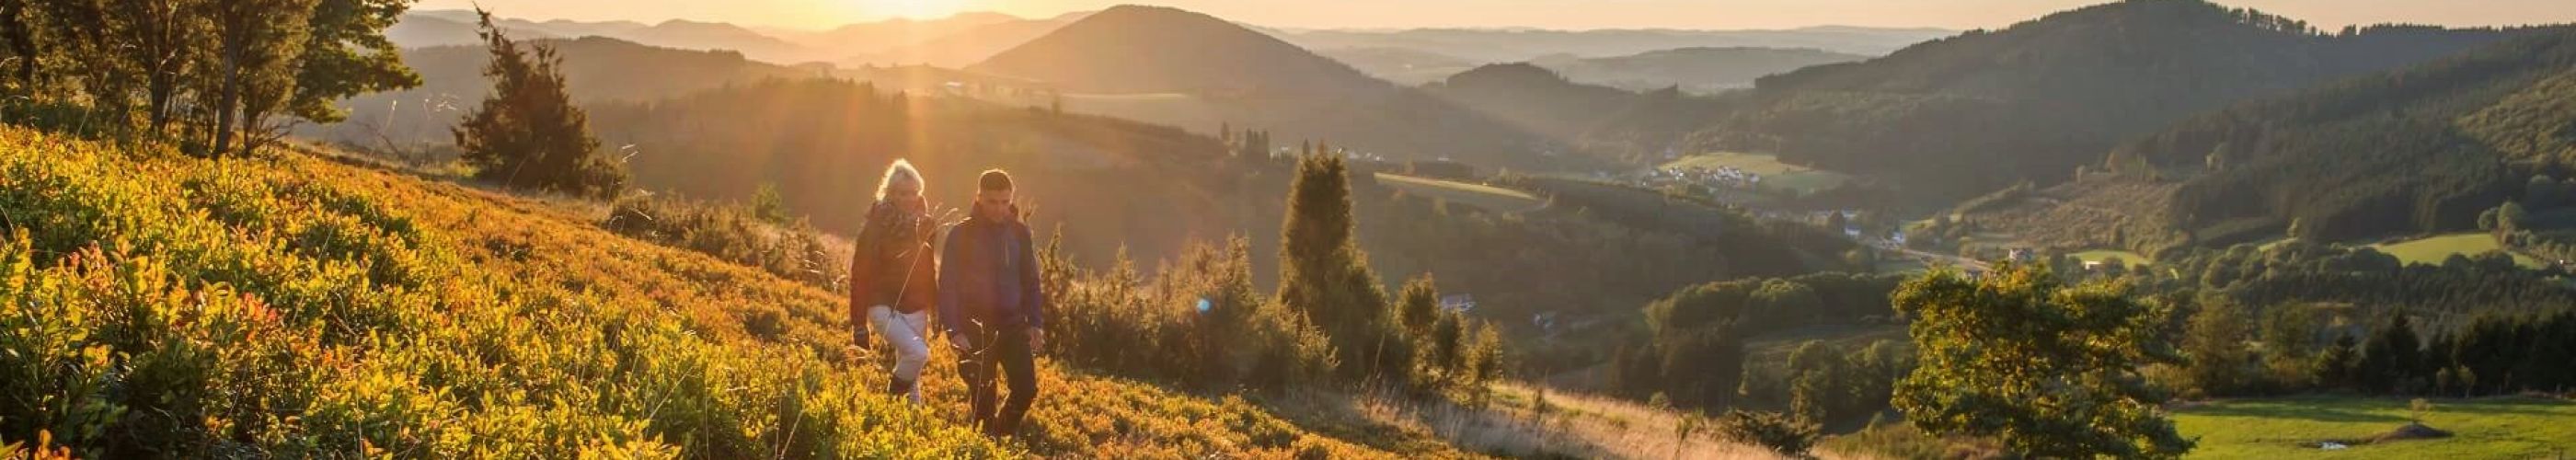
[2172,396,2576,459]
[1375,173,1547,213]
[1662,152,1856,195]
[2072,249,2154,266]
[1050,92,1227,130]
[2369,233,2545,268]
[1874,258,1932,275]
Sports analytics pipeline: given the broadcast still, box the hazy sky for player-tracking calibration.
[415,0,2576,31]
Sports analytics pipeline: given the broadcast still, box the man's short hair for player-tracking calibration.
[979,169,1014,191]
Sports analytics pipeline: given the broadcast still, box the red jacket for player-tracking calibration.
[849,201,938,336]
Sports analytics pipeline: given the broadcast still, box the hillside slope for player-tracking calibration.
[1974,30,2576,253]
[0,126,1455,458]
[1703,0,2547,201]
[1424,63,1639,143]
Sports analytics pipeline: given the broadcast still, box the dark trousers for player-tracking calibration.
[959,324,1037,437]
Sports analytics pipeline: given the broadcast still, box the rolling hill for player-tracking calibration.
[1422,63,1639,143]
[967,5,1564,167]
[1698,0,2553,202]
[971,6,1384,96]
[1968,29,2576,254]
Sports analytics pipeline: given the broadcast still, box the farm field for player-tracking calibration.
[1047,92,1230,131]
[2071,248,2154,266]
[2369,233,2544,268]
[1375,172,1547,213]
[1662,152,1857,196]
[2171,396,2576,459]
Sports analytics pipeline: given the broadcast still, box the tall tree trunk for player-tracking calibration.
[213,57,239,156]
[0,0,31,87]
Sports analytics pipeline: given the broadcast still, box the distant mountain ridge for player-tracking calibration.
[305,36,825,149]
[1529,47,1869,93]
[971,6,1383,96]
[1274,26,1952,63]
[396,10,817,63]
[966,5,1565,167]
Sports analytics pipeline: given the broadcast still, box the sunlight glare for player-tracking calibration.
[857,0,962,19]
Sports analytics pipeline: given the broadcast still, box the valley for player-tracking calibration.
[7,0,2576,458]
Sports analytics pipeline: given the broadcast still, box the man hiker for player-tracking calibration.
[850,160,939,405]
[939,169,1047,438]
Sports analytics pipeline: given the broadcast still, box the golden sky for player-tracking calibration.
[416,0,2576,31]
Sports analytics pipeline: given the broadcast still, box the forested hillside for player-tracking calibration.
[1699,0,2549,201]
[1423,63,1639,144]
[1970,29,2576,254]
[2122,30,2576,247]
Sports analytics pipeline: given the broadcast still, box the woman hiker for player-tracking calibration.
[850,159,941,405]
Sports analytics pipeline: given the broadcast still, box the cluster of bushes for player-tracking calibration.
[601,193,846,291]
[1044,155,1505,400]
[1606,272,1904,411]
[1774,340,1910,426]
[1040,237,1337,392]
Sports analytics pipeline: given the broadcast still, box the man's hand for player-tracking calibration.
[1026,328,1046,351]
[949,333,972,351]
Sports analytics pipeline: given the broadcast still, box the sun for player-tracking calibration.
[861,0,963,19]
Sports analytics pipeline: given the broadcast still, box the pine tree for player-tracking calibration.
[1275,153,1400,382]
[2360,310,2426,394]
[452,8,625,199]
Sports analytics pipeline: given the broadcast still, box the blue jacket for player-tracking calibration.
[937,214,1046,336]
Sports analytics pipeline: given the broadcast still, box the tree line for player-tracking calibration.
[0,0,417,157]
